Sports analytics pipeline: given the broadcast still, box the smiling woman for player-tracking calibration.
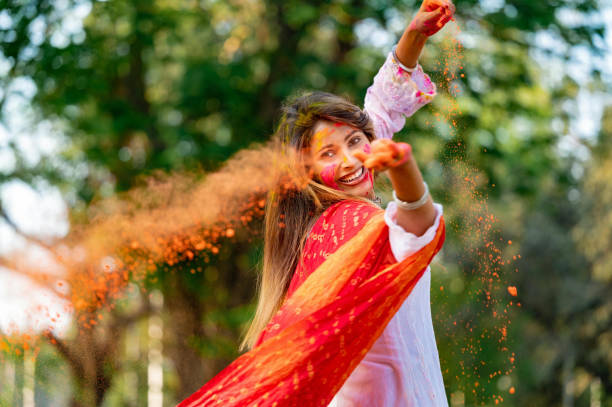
[311,121,374,196]
[179,1,455,406]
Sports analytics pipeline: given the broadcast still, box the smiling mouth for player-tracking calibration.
[337,167,365,185]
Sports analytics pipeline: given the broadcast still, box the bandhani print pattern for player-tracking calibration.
[178,200,445,407]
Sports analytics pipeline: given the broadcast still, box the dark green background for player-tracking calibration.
[0,0,610,405]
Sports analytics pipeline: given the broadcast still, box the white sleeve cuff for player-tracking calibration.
[384,202,444,262]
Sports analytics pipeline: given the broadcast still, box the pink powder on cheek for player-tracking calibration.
[320,163,339,189]
[363,144,371,154]
[366,168,373,188]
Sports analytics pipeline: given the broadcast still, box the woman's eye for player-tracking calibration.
[349,136,362,146]
[321,151,334,158]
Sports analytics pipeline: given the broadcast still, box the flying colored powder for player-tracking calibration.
[427,21,519,405]
[0,138,310,355]
[1,24,519,406]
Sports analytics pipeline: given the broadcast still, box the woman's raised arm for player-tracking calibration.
[363,0,455,141]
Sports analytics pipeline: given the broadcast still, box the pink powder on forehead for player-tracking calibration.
[320,163,339,189]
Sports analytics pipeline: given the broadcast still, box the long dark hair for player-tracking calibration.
[240,91,376,351]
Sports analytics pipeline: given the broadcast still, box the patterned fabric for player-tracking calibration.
[329,203,448,407]
[326,53,442,406]
[364,52,437,140]
[285,202,382,300]
[178,200,445,407]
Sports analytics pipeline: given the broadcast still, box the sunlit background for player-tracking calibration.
[1,0,611,406]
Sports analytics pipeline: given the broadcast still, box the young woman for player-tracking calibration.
[179,1,455,406]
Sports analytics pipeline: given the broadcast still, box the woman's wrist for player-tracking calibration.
[406,26,429,44]
[388,157,427,202]
[393,182,429,210]
[395,28,427,69]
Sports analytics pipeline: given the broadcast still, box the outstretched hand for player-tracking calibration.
[353,139,413,172]
[409,0,455,37]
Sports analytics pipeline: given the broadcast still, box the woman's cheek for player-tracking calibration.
[366,168,373,187]
[361,144,374,187]
[320,163,339,189]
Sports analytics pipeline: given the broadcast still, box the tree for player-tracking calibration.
[0,0,608,404]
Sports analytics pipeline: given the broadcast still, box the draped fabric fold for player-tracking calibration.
[178,200,445,407]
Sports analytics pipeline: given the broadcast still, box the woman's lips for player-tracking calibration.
[337,167,366,186]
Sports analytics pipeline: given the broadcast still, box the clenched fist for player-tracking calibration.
[409,0,455,37]
[353,139,413,172]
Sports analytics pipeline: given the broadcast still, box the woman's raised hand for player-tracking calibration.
[353,139,413,172]
[409,0,455,37]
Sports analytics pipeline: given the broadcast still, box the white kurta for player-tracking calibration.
[327,47,445,406]
[328,202,448,406]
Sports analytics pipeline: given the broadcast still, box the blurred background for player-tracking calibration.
[0,0,610,406]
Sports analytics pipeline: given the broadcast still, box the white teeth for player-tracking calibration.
[338,167,364,184]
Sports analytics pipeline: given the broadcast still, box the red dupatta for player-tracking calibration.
[179,200,445,407]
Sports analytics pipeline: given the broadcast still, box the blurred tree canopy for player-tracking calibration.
[0,0,609,406]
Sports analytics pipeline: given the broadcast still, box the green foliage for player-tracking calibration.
[0,0,610,405]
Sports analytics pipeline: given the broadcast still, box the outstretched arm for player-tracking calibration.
[354,140,436,237]
[363,0,456,140]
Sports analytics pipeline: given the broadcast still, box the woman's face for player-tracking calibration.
[308,119,374,198]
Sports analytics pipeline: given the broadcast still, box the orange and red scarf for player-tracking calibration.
[179,200,445,407]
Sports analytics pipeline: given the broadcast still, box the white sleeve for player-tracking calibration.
[328,202,447,407]
[363,52,437,140]
[384,202,444,262]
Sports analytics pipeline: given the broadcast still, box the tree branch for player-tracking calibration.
[0,207,55,252]
[44,331,85,379]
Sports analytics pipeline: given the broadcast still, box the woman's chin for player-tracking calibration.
[338,182,373,198]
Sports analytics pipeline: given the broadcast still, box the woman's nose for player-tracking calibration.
[340,150,360,169]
